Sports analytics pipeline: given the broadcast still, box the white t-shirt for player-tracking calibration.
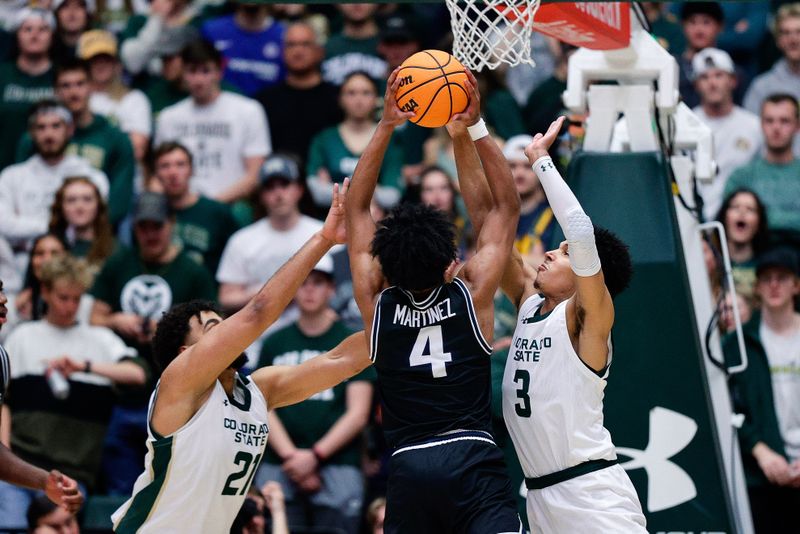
[155,91,271,198]
[0,294,94,344]
[216,215,322,362]
[5,320,136,386]
[759,321,800,461]
[692,106,762,220]
[0,154,109,248]
[90,90,153,136]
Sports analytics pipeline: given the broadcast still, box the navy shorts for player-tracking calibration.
[385,430,522,534]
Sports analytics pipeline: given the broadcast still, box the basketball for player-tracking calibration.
[395,50,469,128]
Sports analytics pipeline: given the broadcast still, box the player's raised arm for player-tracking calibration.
[448,72,533,309]
[346,68,414,325]
[523,117,614,371]
[455,75,520,324]
[156,182,350,415]
[251,332,370,409]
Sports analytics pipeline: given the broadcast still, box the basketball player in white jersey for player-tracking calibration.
[111,181,371,533]
[456,116,646,532]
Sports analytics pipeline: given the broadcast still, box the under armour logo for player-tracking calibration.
[539,161,554,173]
[616,407,698,512]
[223,399,229,406]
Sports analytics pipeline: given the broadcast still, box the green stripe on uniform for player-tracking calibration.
[114,436,174,533]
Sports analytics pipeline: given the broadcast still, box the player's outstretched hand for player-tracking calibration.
[44,470,84,514]
[447,69,481,136]
[381,67,416,128]
[320,178,349,245]
[524,115,566,164]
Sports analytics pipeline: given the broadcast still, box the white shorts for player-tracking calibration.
[526,464,647,533]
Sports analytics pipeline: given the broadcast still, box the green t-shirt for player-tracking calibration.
[725,157,800,233]
[322,33,387,85]
[174,196,240,276]
[17,114,135,226]
[307,126,404,191]
[0,62,54,170]
[90,245,216,315]
[68,239,93,259]
[258,321,375,467]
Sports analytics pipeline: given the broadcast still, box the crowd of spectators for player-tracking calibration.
[0,1,798,532]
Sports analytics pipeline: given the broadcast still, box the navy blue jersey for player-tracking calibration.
[370,277,493,448]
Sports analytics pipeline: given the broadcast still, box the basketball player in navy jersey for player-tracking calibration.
[0,279,84,515]
[459,117,646,532]
[345,68,522,533]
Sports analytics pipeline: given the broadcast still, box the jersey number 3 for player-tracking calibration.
[409,325,452,378]
[514,369,532,417]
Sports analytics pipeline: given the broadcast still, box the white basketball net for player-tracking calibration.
[446,0,541,71]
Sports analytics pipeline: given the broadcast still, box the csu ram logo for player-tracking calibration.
[617,407,698,513]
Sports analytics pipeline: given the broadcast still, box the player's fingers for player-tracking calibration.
[465,68,478,86]
[340,177,351,199]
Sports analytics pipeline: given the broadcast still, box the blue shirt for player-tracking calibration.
[202,16,286,96]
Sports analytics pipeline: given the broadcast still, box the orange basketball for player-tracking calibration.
[395,50,469,128]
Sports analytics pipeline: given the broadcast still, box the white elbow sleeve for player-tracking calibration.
[565,209,601,277]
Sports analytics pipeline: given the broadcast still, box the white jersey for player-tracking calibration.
[112,374,269,533]
[502,294,617,478]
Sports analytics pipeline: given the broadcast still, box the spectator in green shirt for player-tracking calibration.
[322,3,386,85]
[16,59,135,228]
[726,94,800,235]
[0,8,55,171]
[255,254,374,534]
[152,141,240,278]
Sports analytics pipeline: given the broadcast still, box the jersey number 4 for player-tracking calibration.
[221,451,262,496]
[409,325,452,378]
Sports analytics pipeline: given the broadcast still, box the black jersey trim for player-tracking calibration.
[399,285,443,309]
[452,278,492,355]
[370,290,389,362]
[0,344,9,404]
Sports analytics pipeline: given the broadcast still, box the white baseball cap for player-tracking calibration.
[12,7,55,31]
[502,134,534,162]
[312,254,334,277]
[692,48,735,79]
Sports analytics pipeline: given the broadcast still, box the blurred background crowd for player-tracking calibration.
[0,0,799,532]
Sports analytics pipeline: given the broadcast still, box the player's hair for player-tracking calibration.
[54,57,90,84]
[152,141,194,169]
[762,93,800,120]
[715,188,770,256]
[181,39,223,68]
[39,254,93,291]
[594,226,633,298]
[152,300,222,372]
[371,203,457,291]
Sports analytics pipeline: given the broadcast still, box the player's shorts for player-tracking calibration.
[526,463,647,533]
[385,430,523,534]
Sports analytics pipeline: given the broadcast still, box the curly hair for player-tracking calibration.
[152,300,221,373]
[371,203,457,291]
[594,226,633,298]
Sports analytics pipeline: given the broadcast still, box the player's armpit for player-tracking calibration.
[567,276,614,372]
[252,333,371,409]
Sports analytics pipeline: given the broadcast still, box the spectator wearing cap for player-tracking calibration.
[255,21,342,164]
[503,135,554,267]
[255,254,374,534]
[691,47,761,220]
[216,154,322,361]
[79,30,153,164]
[155,39,271,205]
[0,255,145,529]
[201,0,286,96]
[678,2,724,108]
[16,59,135,228]
[0,8,55,170]
[152,141,240,277]
[118,0,199,76]
[726,94,800,235]
[723,247,800,533]
[744,3,800,156]
[322,4,387,85]
[51,0,94,64]
[0,99,108,274]
[88,191,215,493]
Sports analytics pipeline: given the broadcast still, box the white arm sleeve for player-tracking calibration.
[533,156,601,277]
